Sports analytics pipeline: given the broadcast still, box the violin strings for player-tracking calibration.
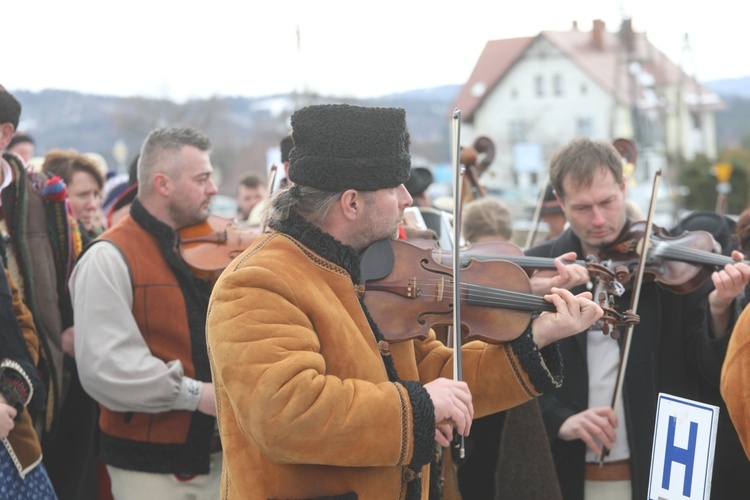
[414,279,550,310]
[655,243,734,267]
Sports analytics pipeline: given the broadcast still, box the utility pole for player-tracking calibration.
[294,25,312,110]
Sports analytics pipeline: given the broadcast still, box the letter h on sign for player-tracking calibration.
[661,416,698,497]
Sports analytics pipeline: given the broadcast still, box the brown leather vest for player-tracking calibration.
[95,215,210,472]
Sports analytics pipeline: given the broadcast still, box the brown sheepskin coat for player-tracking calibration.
[722,304,750,460]
[207,221,563,500]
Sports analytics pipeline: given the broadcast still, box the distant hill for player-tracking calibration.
[702,77,750,148]
[705,77,750,98]
[11,89,457,196]
[9,77,749,195]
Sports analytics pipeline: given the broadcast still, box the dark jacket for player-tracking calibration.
[1,153,77,435]
[526,224,727,500]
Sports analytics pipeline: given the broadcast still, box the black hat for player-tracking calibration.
[288,104,411,192]
[280,134,293,163]
[404,167,433,197]
[0,89,21,129]
[540,184,563,215]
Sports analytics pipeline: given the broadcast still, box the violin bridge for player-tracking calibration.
[436,277,444,302]
[406,278,420,299]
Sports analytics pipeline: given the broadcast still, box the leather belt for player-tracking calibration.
[585,459,631,481]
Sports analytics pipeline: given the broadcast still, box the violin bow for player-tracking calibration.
[599,169,662,465]
[525,177,550,249]
[451,109,466,459]
[261,164,279,233]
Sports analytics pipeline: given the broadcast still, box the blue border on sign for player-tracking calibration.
[650,394,718,500]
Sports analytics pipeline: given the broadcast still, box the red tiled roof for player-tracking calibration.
[451,37,533,121]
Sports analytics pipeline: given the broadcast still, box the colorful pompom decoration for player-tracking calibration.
[43,176,68,203]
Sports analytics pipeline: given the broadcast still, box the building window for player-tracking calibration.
[576,117,593,137]
[553,74,564,96]
[510,121,526,142]
[690,111,702,129]
[535,75,544,97]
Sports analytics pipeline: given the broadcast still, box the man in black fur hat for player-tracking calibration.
[206,103,603,499]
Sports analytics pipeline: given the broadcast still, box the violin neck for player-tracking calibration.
[463,254,582,270]
[654,243,749,269]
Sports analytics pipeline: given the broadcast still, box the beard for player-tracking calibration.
[169,197,210,229]
[347,209,402,252]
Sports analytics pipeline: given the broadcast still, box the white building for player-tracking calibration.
[452,19,723,194]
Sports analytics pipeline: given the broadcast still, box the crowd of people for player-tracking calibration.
[3,83,750,500]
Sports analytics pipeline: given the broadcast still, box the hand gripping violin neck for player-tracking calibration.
[600,220,746,295]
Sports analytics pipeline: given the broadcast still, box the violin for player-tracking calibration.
[404,237,636,337]
[359,238,630,343]
[179,215,260,281]
[600,220,748,294]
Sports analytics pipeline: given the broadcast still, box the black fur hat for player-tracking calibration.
[288,104,411,192]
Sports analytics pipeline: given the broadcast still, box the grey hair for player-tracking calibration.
[264,185,344,228]
[137,127,212,197]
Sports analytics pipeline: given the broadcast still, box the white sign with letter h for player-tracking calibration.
[648,393,719,500]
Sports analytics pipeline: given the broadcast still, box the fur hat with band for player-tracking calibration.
[288,104,411,192]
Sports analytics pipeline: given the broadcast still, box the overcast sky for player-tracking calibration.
[4,0,747,102]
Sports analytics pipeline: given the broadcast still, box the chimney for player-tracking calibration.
[620,18,635,53]
[592,19,605,50]
[572,20,579,31]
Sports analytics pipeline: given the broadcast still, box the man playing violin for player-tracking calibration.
[205,104,603,499]
[526,137,750,500]
[70,127,222,499]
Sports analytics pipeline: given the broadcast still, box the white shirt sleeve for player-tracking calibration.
[70,241,203,413]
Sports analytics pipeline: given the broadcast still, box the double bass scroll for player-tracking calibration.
[460,136,495,203]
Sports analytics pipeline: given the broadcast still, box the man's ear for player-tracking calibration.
[339,189,362,221]
[152,172,172,197]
